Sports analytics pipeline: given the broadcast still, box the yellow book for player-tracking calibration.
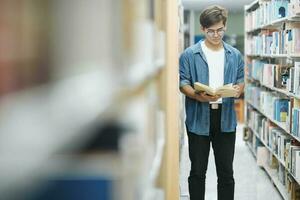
[194,82,237,98]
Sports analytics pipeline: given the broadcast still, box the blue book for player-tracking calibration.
[274,99,288,122]
[293,109,299,136]
[31,177,113,200]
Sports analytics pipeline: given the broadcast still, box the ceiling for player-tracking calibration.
[182,0,255,12]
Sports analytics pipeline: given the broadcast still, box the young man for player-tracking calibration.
[179,5,244,200]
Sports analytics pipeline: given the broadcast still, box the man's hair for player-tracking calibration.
[199,5,228,28]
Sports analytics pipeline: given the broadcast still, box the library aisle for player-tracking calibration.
[180,1,300,199]
[3,0,300,199]
[180,124,283,200]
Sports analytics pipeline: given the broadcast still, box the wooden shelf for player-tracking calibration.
[246,128,290,200]
[263,164,289,200]
[246,76,300,101]
[244,0,259,12]
[246,15,300,34]
[246,77,291,98]
[246,100,300,143]
[246,101,289,133]
[248,126,300,185]
[246,53,300,59]
[246,141,257,158]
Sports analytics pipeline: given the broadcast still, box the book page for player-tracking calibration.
[215,83,237,97]
[194,82,237,97]
[194,82,216,95]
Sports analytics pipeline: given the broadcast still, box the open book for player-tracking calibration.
[194,82,237,98]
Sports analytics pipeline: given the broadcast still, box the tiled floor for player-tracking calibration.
[180,124,283,200]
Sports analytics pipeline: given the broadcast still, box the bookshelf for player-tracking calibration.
[245,1,300,199]
[264,163,290,200]
[0,0,180,200]
[248,125,300,184]
[183,10,196,50]
[178,0,186,161]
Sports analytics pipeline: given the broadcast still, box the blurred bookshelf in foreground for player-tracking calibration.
[0,0,180,200]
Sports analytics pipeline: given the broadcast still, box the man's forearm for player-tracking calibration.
[180,85,196,99]
[235,83,245,98]
[238,83,245,93]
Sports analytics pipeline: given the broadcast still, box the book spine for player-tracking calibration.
[296,151,300,182]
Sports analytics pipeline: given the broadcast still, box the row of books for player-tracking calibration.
[245,0,289,31]
[245,84,262,107]
[272,157,300,200]
[247,59,264,81]
[245,85,289,122]
[262,63,290,89]
[247,106,286,154]
[248,128,300,199]
[247,59,300,95]
[245,84,300,139]
[247,107,300,185]
[248,59,288,89]
[247,105,264,135]
[245,26,300,55]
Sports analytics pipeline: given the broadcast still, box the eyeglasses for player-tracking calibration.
[206,28,225,38]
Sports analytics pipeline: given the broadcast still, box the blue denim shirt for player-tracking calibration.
[179,40,244,136]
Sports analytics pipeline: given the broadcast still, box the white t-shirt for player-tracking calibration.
[201,41,225,104]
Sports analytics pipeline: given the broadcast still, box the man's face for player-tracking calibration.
[202,21,226,45]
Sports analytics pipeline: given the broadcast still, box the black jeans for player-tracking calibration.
[187,105,236,200]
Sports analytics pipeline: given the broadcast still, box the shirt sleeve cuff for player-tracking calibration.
[236,78,244,84]
[180,80,191,87]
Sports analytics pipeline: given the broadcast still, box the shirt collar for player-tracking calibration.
[191,39,232,54]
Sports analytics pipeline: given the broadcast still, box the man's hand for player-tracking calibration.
[194,92,221,102]
[232,84,244,98]
[179,85,222,102]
